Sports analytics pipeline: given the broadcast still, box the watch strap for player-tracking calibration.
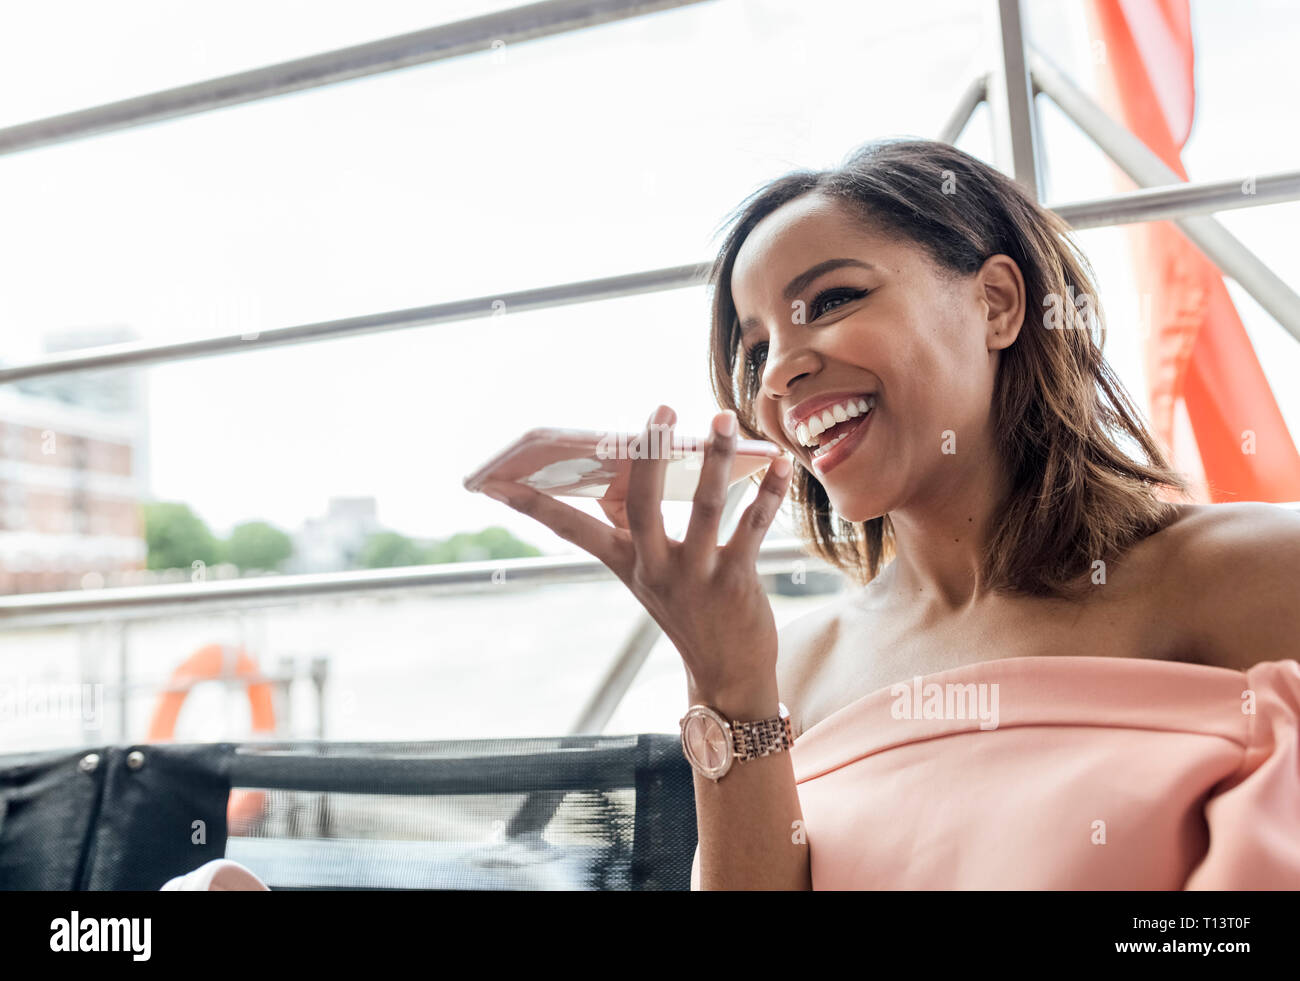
[730,703,793,761]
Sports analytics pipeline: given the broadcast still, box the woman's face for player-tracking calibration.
[729,193,1022,523]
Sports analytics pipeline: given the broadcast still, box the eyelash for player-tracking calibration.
[742,287,870,377]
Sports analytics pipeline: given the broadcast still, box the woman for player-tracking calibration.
[478,138,1300,889]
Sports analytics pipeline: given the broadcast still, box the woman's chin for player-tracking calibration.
[826,494,888,525]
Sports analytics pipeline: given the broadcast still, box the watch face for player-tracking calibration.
[682,709,731,779]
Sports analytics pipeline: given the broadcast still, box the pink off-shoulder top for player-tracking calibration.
[690,655,1300,889]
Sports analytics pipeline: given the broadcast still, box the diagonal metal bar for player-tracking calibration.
[567,478,753,736]
[0,263,711,384]
[938,74,987,145]
[0,0,710,157]
[1029,48,1300,346]
[507,478,761,839]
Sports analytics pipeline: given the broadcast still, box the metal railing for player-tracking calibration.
[0,533,833,740]
[0,0,710,157]
[0,538,826,630]
[1050,172,1300,229]
[3,501,1298,630]
[0,264,711,384]
[1028,49,1300,346]
[2,165,1298,386]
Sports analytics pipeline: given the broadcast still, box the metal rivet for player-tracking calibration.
[78,753,100,773]
[126,750,145,770]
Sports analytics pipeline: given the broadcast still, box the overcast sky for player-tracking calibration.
[1,0,1296,551]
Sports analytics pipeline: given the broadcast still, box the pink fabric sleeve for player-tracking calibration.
[1184,659,1300,889]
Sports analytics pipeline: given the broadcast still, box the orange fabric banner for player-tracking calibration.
[1087,0,1300,502]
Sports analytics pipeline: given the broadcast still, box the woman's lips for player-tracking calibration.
[809,404,875,476]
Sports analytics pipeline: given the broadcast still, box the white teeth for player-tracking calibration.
[793,396,875,449]
[811,431,850,457]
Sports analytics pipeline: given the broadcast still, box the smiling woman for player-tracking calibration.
[710,137,1191,600]
[670,136,1300,889]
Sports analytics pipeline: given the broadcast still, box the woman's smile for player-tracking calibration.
[808,397,876,476]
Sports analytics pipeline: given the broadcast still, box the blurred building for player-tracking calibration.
[0,327,150,593]
[291,496,381,573]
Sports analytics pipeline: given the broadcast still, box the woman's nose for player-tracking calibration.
[760,341,818,398]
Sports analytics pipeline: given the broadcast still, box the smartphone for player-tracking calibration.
[463,426,785,502]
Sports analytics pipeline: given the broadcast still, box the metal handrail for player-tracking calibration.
[6,499,1299,630]
[106,670,296,695]
[0,538,832,630]
[3,169,1298,386]
[1029,49,1300,346]
[0,0,710,157]
[1052,172,1300,229]
[0,263,710,384]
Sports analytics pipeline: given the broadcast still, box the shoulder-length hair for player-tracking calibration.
[707,138,1191,599]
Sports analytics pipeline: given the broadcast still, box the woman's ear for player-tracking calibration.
[977,254,1025,352]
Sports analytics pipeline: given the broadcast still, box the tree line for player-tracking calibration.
[141,502,540,573]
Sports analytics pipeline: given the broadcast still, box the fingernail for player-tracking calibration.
[483,485,511,504]
[649,404,674,426]
[772,456,791,478]
[714,411,737,437]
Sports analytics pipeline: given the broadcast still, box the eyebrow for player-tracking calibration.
[737,258,875,334]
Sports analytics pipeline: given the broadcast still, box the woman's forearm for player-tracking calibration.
[688,675,812,890]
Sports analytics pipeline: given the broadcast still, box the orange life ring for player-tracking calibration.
[147,643,276,827]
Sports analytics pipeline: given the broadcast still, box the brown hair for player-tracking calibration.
[707,138,1191,599]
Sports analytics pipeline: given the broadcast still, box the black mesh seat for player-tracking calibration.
[0,734,696,890]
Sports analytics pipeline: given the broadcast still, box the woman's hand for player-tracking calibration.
[479,404,794,707]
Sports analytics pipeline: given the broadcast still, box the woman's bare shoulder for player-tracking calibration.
[1152,501,1300,671]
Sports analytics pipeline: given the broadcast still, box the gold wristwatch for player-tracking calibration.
[679,702,793,781]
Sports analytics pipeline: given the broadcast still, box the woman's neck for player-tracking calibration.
[880,458,1011,615]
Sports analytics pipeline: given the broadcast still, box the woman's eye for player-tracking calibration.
[810,287,869,319]
[740,287,867,386]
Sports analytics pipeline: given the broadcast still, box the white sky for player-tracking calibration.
[0,0,1297,551]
